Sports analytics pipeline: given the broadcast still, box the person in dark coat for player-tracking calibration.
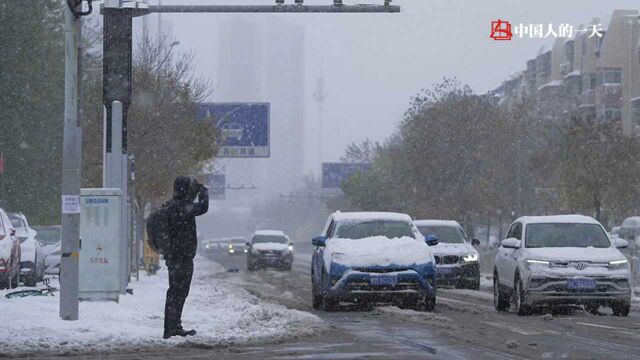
[163,176,209,339]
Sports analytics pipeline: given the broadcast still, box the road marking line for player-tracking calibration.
[481,321,541,335]
[575,322,635,332]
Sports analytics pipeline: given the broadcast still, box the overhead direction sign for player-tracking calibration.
[322,162,372,189]
[197,102,270,158]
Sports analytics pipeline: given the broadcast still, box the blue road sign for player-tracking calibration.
[197,103,270,158]
[322,162,372,189]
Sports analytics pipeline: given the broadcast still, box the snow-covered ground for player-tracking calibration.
[0,256,325,356]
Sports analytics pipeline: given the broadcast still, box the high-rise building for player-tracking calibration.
[216,17,306,199]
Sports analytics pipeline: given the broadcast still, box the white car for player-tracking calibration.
[32,225,61,275]
[414,220,481,290]
[493,215,631,316]
[247,230,294,271]
[9,213,45,286]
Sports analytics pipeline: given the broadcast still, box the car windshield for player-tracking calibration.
[35,228,61,245]
[525,223,611,248]
[417,225,466,244]
[253,235,288,244]
[335,220,415,240]
[9,215,24,229]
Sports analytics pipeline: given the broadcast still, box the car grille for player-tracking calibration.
[355,267,410,273]
[260,250,282,256]
[347,280,421,292]
[434,255,459,265]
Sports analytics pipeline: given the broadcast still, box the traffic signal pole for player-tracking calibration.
[60,0,83,321]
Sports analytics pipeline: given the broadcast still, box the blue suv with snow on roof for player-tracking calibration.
[311,212,438,311]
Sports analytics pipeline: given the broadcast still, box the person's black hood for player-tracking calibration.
[173,176,192,200]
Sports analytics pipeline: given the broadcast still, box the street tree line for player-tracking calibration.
[0,0,216,224]
[339,78,640,233]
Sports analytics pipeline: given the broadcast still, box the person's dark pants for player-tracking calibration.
[164,257,194,333]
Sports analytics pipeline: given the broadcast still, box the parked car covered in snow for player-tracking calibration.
[0,207,21,288]
[311,212,437,311]
[32,225,61,275]
[247,230,294,271]
[414,219,480,290]
[493,215,632,316]
[9,212,44,286]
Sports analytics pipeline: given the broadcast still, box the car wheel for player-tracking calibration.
[321,295,338,312]
[11,270,19,289]
[584,303,600,315]
[612,302,630,317]
[514,277,531,316]
[25,274,37,287]
[423,296,436,312]
[493,273,510,312]
[311,279,322,310]
[467,278,480,291]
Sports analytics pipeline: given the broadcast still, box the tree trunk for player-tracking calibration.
[593,194,602,222]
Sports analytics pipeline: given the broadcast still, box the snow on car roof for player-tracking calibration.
[331,212,413,223]
[253,230,287,236]
[413,219,461,227]
[621,216,640,227]
[517,215,600,225]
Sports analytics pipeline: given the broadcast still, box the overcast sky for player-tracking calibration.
[136,0,639,165]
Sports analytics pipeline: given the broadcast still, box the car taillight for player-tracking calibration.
[0,258,5,270]
[0,235,5,241]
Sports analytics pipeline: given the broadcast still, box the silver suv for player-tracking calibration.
[493,215,631,316]
[414,220,480,290]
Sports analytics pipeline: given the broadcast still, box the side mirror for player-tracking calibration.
[471,238,481,246]
[501,238,521,249]
[10,229,16,236]
[312,236,327,247]
[425,235,439,246]
[615,238,629,249]
[245,242,251,247]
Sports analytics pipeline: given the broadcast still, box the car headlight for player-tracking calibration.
[288,245,294,251]
[462,253,478,262]
[609,259,628,270]
[525,259,550,269]
[229,249,235,253]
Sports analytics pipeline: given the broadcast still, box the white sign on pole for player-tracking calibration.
[61,195,81,214]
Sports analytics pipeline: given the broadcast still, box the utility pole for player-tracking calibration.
[60,0,86,321]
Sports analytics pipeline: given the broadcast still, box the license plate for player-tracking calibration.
[567,278,596,290]
[437,267,454,275]
[370,274,398,286]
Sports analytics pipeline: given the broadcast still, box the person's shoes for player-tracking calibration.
[177,325,197,336]
[163,328,196,339]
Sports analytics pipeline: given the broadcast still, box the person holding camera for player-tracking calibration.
[163,176,209,339]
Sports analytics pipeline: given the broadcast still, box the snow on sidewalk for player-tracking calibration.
[0,256,325,356]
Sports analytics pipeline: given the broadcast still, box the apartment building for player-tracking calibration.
[493,10,640,136]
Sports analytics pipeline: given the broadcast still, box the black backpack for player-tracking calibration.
[146,203,172,254]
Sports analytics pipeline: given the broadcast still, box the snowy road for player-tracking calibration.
[30,245,640,359]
